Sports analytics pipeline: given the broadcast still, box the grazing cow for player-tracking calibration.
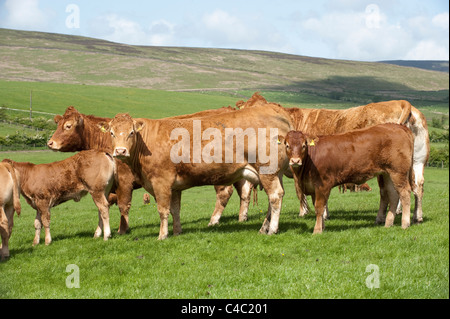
[240,92,429,224]
[283,123,416,234]
[338,183,372,193]
[47,106,253,231]
[359,183,372,192]
[3,150,115,245]
[0,162,21,260]
[143,193,151,205]
[102,104,293,239]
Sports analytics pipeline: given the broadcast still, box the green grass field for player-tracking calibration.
[0,150,448,299]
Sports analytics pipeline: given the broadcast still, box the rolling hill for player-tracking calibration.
[1,28,448,106]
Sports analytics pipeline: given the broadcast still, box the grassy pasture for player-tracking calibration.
[0,150,448,299]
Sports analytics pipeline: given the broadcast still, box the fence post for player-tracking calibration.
[29,90,33,120]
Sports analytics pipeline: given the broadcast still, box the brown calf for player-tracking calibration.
[0,162,21,260]
[283,123,415,234]
[3,150,115,245]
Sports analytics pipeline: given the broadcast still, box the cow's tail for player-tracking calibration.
[4,161,21,216]
[397,100,412,125]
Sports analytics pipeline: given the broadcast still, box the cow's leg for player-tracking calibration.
[208,185,233,226]
[170,190,182,236]
[153,184,172,240]
[390,172,412,229]
[115,184,132,235]
[33,210,42,246]
[313,190,328,234]
[0,205,13,260]
[376,175,389,224]
[258,174,284,235]
[383,175,399,228]
[94,210,103,239]
[0,206,5,259]
[295,180,309,217]
[35,204,52,246]
[235,179,252,222]
[412,162,425,223]
[91,192,111,241]
[399,188,411,229]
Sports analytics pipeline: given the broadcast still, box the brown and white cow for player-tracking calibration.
[239,92,429,223]
[47,106,253,231]
[0,162,21,260]
[102,104,293,239]
[283,123,416,234]
[3,150,115,245]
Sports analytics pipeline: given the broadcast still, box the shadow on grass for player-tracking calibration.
[47,207,428,243]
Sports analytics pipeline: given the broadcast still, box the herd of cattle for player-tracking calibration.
[0,92,430,260]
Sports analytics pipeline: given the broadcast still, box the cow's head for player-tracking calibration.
[283,131,317,168]
[100,113,144,158]
[47,106,84,152]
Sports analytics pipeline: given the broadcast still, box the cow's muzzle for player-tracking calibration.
[47,140,60,150]
[289,157,302,167]
[113,147,130,157]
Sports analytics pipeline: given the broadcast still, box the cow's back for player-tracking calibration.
[287,100,412,135]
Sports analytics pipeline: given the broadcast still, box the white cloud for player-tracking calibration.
[297,4,449,61]
[148,19,175,46]
[432,12,449,30]
[3,0,48,30]
[201,9,257,45]
[97,14,148,45]
[405,40,449,60]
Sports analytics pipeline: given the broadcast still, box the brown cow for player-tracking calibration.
[283,123,416,234]
[0,162,21,260]
[240,92,428,224]
[338,183,372,193]
[47,106,253,231]
[102,104,293,239]
[3,150,115,245]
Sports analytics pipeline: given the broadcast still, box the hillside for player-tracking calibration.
[1,28,448,105]
[380,60,449,73]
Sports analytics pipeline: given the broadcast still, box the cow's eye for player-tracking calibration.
[129,131,134,138]
[110,131,116,138]
[64,124,72,130]
[286,143,290,149]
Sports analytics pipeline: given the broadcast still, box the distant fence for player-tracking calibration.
[0,106,57,117]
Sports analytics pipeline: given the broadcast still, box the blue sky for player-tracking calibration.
[1,0,448,61]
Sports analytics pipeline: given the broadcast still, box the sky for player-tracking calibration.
[0,0,448,61]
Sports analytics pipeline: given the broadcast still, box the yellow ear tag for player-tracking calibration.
[277,139,281,144]
[100,126,107,133]
[309,140,315,146]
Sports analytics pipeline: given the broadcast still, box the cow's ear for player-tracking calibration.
[98,122,110,133]
[54,115,62,124]
[307,136,319,146]
[134,119,145,132]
